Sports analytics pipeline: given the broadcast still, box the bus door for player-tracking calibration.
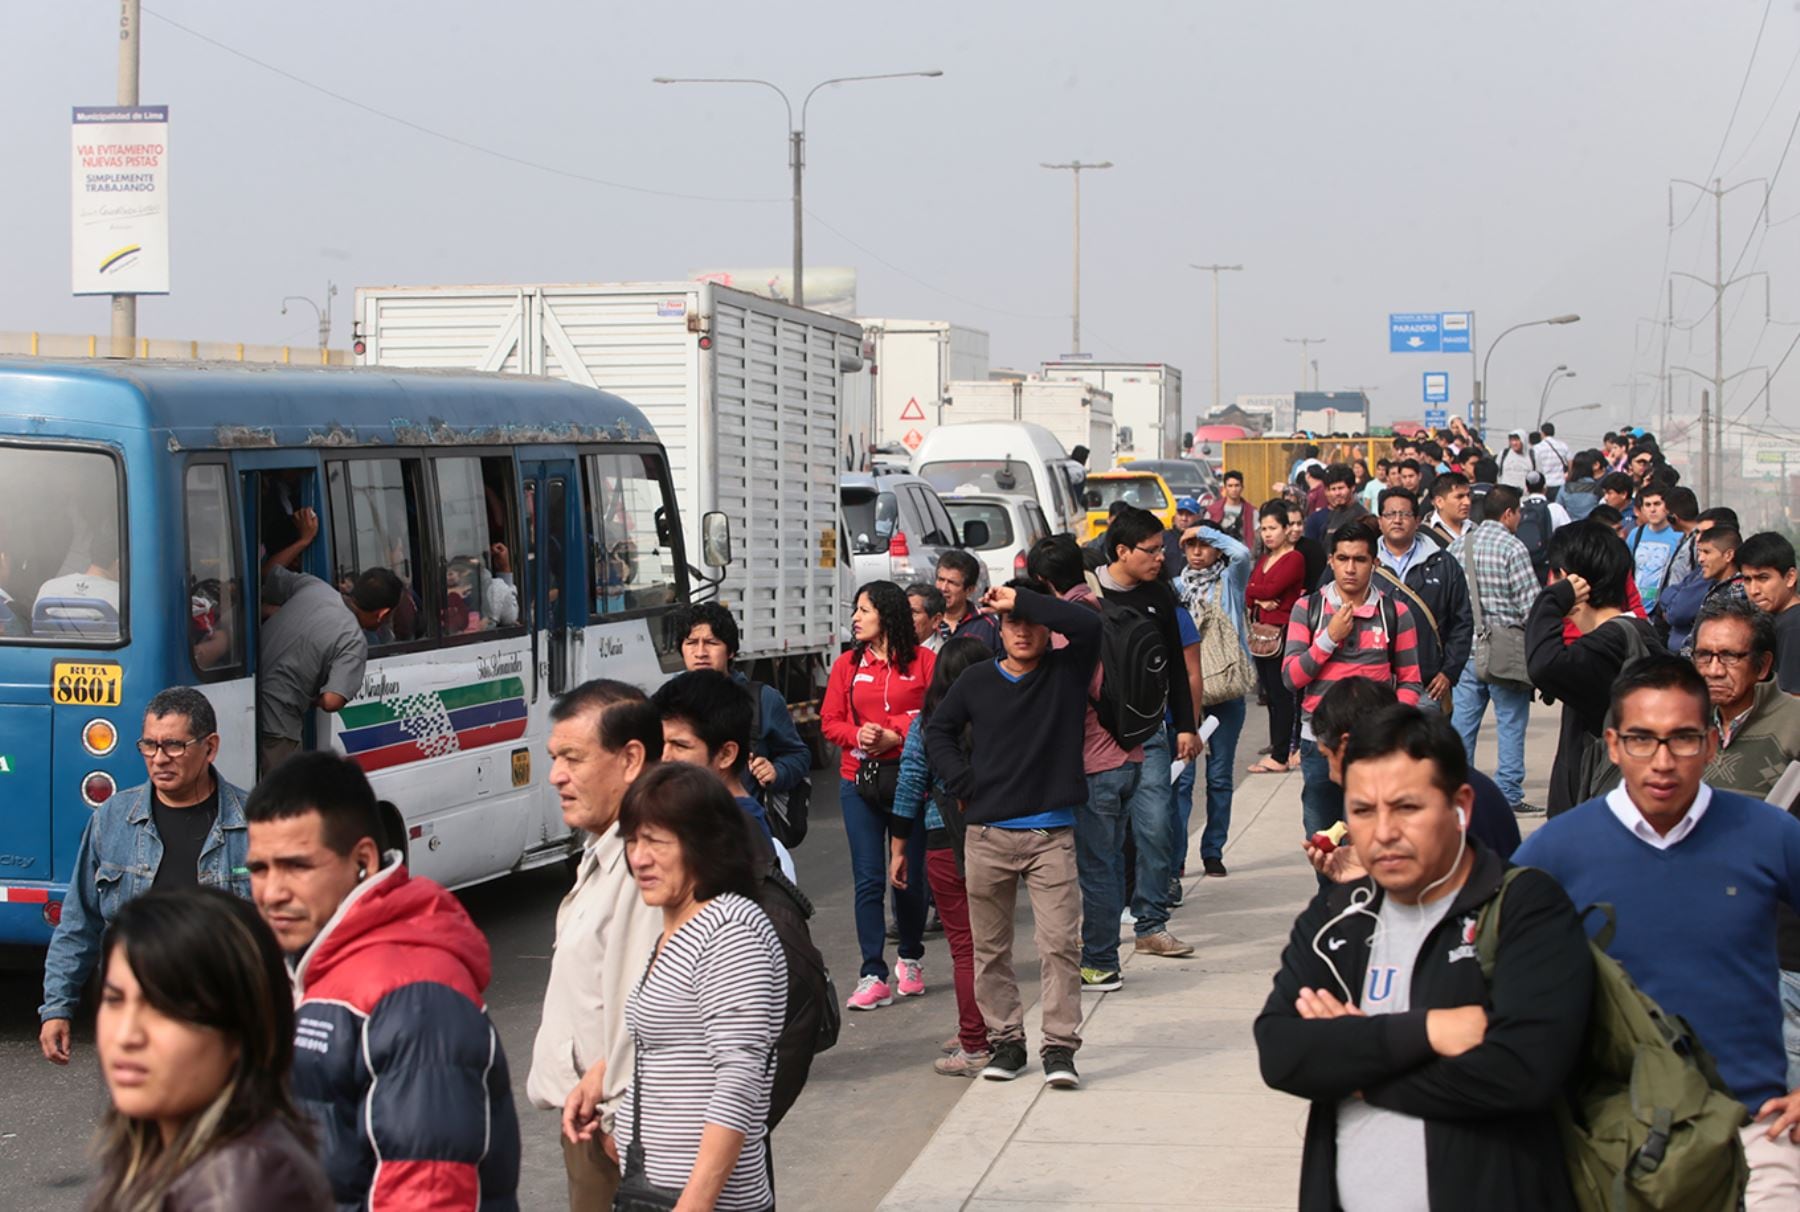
[520,456,582,701]
[229,452,325,781]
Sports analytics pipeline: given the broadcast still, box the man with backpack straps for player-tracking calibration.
[1516,655,1800,1207]
[1257,704,1594,1211]
[1093,506,1201,960]
[1519,470,1568,582]
[1375,486,1473,713]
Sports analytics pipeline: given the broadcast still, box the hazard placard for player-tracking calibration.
[899,397,925,421]
[902,428,924,450]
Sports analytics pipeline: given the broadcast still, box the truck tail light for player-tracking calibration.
[1014,550,1028,576]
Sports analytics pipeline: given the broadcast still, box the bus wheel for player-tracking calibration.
[378,801,409,868]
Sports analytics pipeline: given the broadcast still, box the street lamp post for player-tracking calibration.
[653,70,944,308]
[1189,263,1242,414]
[1536,365,1574,427]
[1540,400,1602,433]
[1474,312,1580,437]
[1284,336,1326,392]
[1042,160,1113,354]
[281,281,338,350]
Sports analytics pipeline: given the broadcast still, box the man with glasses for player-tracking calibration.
[1516,656,1800,1205]
[38,686,250,1065]
[1375,487,1472,713]
[1692,598,1800,798]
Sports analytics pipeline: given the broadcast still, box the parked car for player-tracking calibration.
[1079,468,1177,540]
[1119,456,1220,508]
[943,493,1052,588]
[839,471,978,632]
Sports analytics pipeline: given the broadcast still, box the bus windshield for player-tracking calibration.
[0,445,124,643]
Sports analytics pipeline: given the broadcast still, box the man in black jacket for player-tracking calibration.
[1255,705,1591,1212]
[1375,487,1472,711]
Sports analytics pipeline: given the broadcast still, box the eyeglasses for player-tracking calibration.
[1379,510,1416,520]
[1691,649,1752,669]
[1614,731,1707,759]
[1133,542,1165,556]
[137,736,209,758]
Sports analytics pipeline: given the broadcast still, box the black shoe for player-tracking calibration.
[1042,1046,1081,1089]
[1203,857,1227,877]
[1510,801,1546,817]
[981,1040,1028,1081]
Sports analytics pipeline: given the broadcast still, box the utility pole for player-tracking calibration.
[1189,263,1242,414]
[112,0,140,358]
[1042,160,1112,354]
[1284,336,1325,392]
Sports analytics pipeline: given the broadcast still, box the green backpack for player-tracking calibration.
[1476,868,1749,1211]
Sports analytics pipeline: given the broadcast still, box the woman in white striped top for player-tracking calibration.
[615,764,785,1211]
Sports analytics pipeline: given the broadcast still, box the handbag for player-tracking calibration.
[1247,605,1284,659]
[1466,559,1530,686]
[613,1034,683,1211]
[1194,595,1257,705]
[848,671,901,810]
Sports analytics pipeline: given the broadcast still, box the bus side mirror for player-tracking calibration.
[702,511,733,567]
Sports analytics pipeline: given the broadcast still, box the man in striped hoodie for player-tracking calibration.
[1284,521,1424,839]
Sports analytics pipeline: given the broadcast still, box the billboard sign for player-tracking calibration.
[71,106,170,295]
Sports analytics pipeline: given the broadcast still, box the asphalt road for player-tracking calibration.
[0,775,1031,1210]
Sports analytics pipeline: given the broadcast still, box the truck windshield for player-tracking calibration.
[0,445,125,644]
[1086,476,1168,512]
[918,459,1038,497]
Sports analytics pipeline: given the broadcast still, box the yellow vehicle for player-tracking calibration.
[1079,468,1178,540]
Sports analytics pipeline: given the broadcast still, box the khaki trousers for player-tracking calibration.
[963,824,1083,1052]
[560,1131,621,1211]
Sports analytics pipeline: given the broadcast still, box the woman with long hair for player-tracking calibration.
[1246,500,1305,775]
[88,887,330,1212]
[613,764,784,1212]
[889,635,992,1076]
[820,579,937,1010]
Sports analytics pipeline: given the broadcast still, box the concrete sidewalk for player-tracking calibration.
[877,712,1560,1211]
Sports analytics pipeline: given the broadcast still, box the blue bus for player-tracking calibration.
[0,359,723,944]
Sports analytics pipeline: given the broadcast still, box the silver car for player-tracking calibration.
[942,493,1052,589]
[839,471,982,633]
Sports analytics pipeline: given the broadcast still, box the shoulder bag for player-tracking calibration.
[613,1032,683,1211]
[1465,555,1530,686]
[847,675,900,811]
[1195,595,1257,705]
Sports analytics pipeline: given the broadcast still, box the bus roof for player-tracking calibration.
[0,359,659,450]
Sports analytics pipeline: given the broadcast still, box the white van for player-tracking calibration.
[910,421,1087,537]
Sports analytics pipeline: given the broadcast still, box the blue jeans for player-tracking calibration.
[1783,970,1800,1093]
[1451,664,1532,806]
[1168,732,1198,877]
[1128,731,1176,936]
[1200,697,1248,861]
[1298,738,1342,838]
[1075,761,1141,972]
[839,777,924,981]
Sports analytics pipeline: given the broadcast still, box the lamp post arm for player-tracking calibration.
[801,70,942,132]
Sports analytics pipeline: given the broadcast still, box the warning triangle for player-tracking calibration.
[900,397,925,421]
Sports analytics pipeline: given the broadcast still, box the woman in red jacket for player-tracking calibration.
[821,580,937,1011]
[1246,501,1306,774]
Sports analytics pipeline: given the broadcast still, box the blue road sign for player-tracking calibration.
[1423,372,1449,403]
[1424,408,1449,428]
[1440,312,1472,354]
[1390,313,1441,353]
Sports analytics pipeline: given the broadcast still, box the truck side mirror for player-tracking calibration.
[701,511,733,567]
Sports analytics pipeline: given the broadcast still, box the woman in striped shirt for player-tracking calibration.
[614,764,785,1212]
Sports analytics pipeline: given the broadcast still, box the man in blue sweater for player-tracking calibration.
[926,579,1102,1091]
[1515,655,1800,1203]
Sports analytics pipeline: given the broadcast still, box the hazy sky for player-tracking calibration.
[6,1,1799,447]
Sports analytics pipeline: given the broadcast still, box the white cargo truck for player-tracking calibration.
[1040,360,1183,459]
[942,378,1114,468]
[354,281,862,717]
[850,318,989,464]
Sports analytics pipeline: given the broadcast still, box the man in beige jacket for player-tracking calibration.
[526,679,664,1209]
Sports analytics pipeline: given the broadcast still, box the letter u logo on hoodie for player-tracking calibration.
[1364,966,1397,1005]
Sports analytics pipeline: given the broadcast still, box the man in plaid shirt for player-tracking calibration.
[1448,484,1538,813]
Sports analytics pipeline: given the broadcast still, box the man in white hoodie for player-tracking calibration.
[1496,429,1535,491]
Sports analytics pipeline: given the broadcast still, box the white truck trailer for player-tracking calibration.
[353,281,863,714]
[1040,360,1183,459]
[942,377,1114,468]
[852,318,989,462]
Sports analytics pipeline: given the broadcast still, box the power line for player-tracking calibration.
[1724,36,1800,176]
[1674,0,1775,229]
[141,7,787,205]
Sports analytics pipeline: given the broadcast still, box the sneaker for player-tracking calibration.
[1168,878,1185,908]
[1203,857,1228,877]
[1041,1046,1081,1089]
[1511,801,1546,816]
[895,958,925,997]
[940,1033,961,1054]
[933,1047,992,1077]
[981,1040,1028,1081]
[846,975,893,1011]
[1135,930,1196,958]
[1119,907,1137,926]
[1080,967,1123,992]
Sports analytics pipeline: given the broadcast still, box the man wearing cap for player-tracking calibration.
[1162,497,1204,578]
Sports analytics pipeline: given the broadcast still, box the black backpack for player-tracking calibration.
[746,830,839,1128]
[1092,599,1170,749]
[1517,498,1553,584]
[746,680,810,848]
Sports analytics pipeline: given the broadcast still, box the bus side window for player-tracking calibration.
[434,456,521,636]
[185,463,243,675]
[327,458,428,648]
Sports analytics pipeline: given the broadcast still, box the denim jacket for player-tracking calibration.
[893,718,949,833]
[40,771,252,1021]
